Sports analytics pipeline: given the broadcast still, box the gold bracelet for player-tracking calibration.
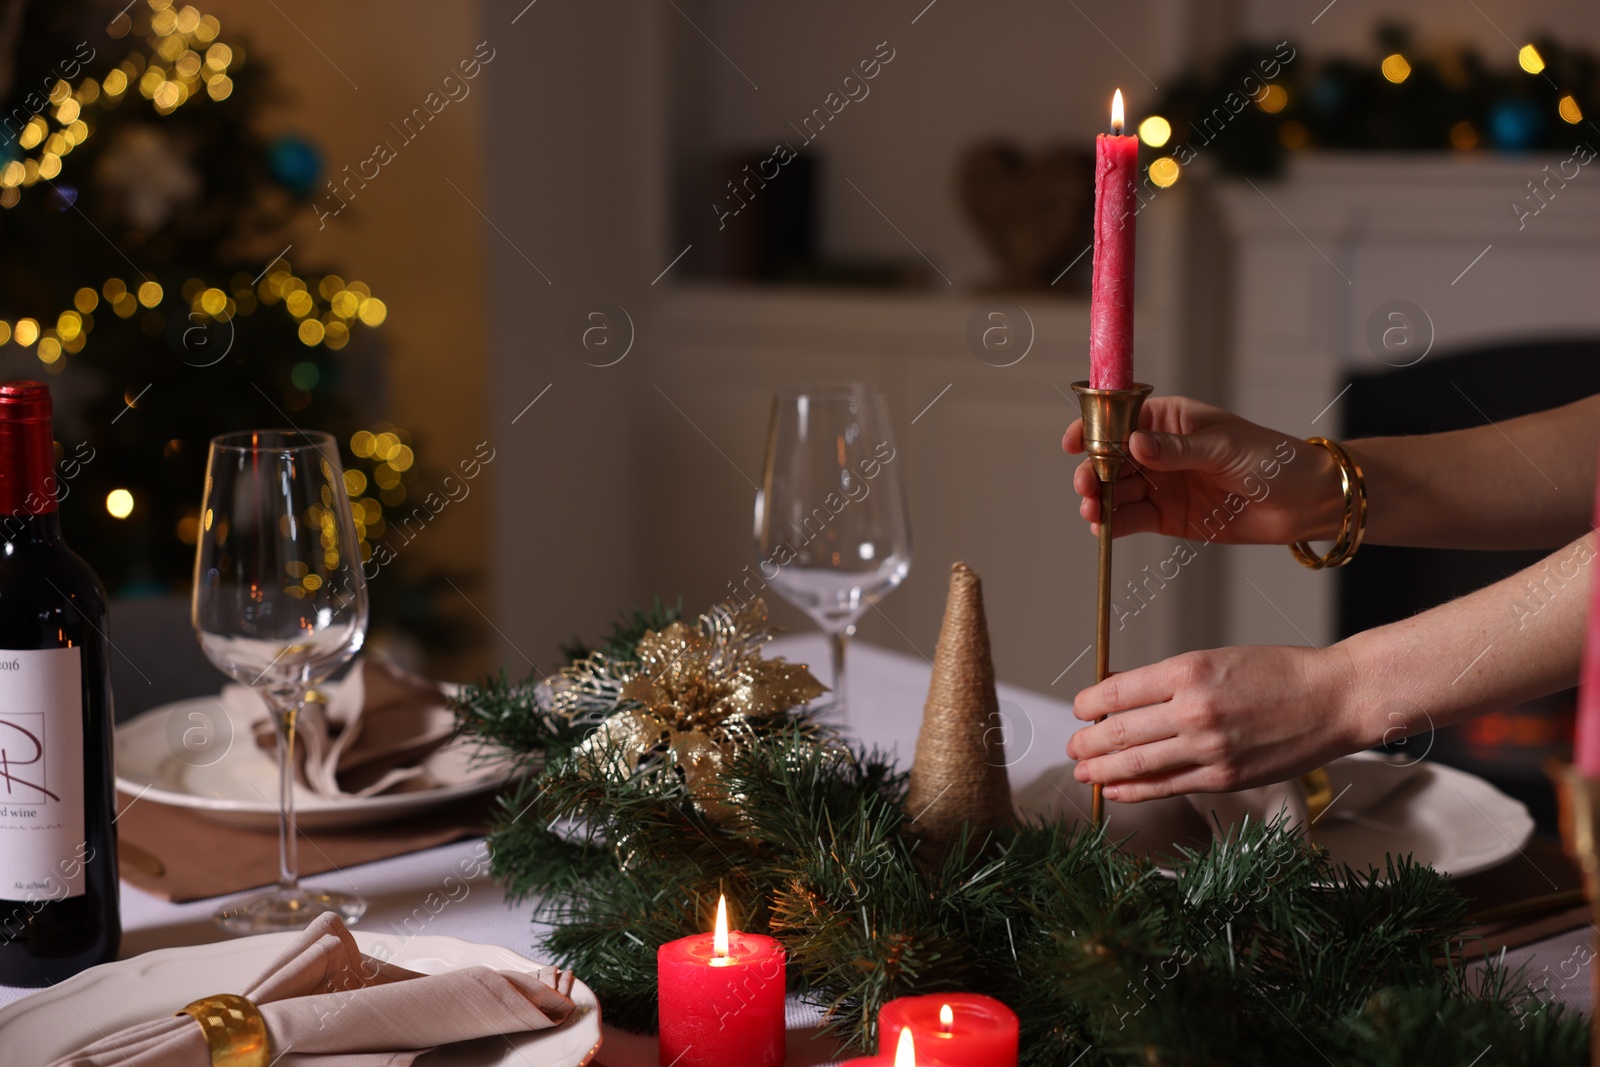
[178,994,270,1067]
[1289,436,1367,570]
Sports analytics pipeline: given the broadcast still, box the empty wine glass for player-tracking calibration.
[192,430,369,934]
[755,385,911,719]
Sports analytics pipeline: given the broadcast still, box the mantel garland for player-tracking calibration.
[454,599,1588,1066]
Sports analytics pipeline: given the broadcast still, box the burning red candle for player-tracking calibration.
[1575,461,1600,775]
[657,894,787,1067]
[878,993,1018,1067]
[1089,88,1139,391]
[839,1027,950,1067]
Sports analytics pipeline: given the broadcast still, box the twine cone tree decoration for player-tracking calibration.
[905,562,1013,863]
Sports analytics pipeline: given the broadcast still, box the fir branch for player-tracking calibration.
[459,601,1589,1064]
[452,667,586,762]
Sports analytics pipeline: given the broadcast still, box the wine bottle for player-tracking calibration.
[0,381,120,986]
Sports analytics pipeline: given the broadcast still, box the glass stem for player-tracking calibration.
[830,627,852,720]
[269,693,303,891]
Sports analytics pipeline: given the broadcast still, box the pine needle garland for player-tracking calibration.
[455,601,1589,1065]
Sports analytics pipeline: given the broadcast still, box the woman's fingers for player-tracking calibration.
[1073,663,1179,721]
[1103,766,1230,803]
[1130,428,1236,475]
[1067,707,1180,760]
[1074,461,1153,508]
[1081,501,1165,539]
[1063,420,1084,454]
[1072,460,1098,500]
[1073,737,1199,787]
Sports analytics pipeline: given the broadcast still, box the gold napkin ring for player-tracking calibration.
[177,994,270,1067]
[1299,767,1334,825]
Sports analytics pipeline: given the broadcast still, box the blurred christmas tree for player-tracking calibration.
[0,0,469,650]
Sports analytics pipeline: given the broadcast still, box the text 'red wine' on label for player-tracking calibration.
[0,647,86,900]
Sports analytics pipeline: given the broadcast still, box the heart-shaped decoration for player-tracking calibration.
[958,141,1095,291]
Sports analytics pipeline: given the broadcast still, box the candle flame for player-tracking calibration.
[713,894,729,958]
[939,1003,953,1033]
[1111,89,1125,133]
[894,1027,916,1067]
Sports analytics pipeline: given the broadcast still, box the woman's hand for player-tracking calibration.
[1063,395,1341,545]
[1066,645,1366,801]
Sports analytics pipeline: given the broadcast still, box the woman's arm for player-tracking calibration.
[1347,393,1600,550]
[1067,532,1594,801]
[1067,393,1600,552]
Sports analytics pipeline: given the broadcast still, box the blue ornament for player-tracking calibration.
[1488,97,1544,151]
[1310,74,1344,113]
[268,134,322,198]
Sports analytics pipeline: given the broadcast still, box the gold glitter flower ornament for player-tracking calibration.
[553,599,827,816]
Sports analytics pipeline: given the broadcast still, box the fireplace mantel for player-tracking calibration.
[1213,152,1600,649]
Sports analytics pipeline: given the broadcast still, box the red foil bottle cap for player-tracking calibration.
[0,380,57,515]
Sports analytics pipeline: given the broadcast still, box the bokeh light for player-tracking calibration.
[1137,115,1171,147]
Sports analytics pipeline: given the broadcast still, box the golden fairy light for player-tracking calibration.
[1137,115,1171,147]
[0,0,242,195]
[1381,54,1412,84]
[0,0,411,558]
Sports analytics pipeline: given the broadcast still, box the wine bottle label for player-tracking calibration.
[0,647,87,901]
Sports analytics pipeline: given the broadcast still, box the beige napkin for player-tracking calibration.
[1014,752,1427,857]
[229,657,507,799]
[48,913,577,1067]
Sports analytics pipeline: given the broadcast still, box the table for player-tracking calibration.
[1,635,1589,1064]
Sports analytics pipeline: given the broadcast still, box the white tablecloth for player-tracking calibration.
[0,635,1587,1065]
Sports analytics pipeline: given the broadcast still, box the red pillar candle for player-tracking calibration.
[657,895,787,1067]
[1575,455,1600,775]
[878,993,1018,1067]
[840,1027,950,1067]
[1089,88,1139,391]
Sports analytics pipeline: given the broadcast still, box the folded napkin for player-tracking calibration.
[229,657,504,799]
[115,791,493,902]
[1014,752,1428,858]
[49,913,577,1067]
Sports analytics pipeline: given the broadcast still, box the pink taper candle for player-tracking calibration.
[1088,88,1139,391]
[1575,452,1600,775]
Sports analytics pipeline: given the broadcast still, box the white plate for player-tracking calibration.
[1304,759,1534,879]
[0,930,601,1067]
[1016,756,1535,880]
[115,690,516,830]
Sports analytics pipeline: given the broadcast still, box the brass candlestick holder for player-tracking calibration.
[1071,381,1152,827]
[1549,761,1600,1060]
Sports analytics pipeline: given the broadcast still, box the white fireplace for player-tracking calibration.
[1214,151,1600,649]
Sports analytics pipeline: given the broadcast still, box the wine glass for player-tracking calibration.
[192,430,369,934]
[755,385,911,719]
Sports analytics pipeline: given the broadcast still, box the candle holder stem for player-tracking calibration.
[1092,480,1115,825]
[1549,762,1600,1063]
[1072,382,1153,829]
